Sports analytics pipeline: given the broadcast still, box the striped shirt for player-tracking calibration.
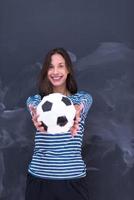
[26,91,93,180]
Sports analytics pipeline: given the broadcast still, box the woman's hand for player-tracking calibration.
[29,105,45,132]
[70,103,83,137]
[28,103,83,135]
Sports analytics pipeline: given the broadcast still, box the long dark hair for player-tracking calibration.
[38,48,78,97]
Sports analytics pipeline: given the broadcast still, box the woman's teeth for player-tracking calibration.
[52,76,62,80]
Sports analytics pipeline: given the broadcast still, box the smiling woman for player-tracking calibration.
[47,53,70,94]
[38,48,78,97]
[25,47,93,200]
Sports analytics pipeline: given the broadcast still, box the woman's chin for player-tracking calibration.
[50,79,66,87]
[51,81,63,87]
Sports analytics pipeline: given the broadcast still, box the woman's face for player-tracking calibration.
[47,53,69,90]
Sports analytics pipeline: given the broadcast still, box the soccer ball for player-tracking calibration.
[36,93,76,134]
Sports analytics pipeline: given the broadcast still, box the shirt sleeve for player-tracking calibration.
[78,91,93,122]
[26,94,42,115]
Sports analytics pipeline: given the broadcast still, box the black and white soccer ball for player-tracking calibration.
[36,93,76,134]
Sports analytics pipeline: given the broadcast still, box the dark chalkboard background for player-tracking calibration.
[0,0,134,200]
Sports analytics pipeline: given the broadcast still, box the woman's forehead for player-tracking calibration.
[51,54,65,61]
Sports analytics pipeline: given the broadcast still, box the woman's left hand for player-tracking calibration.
[70,103,83,137]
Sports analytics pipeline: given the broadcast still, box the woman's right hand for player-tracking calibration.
[29,105,45,132]
[70,103,83,137]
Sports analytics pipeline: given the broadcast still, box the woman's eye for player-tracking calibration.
[59,64,64,68]
[49,65,53,69]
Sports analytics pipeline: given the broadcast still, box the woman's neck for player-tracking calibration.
[53,87,70,96]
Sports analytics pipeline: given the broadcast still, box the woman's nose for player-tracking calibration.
[53,67,58,74]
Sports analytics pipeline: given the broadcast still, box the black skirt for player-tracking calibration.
[25,173,89,200]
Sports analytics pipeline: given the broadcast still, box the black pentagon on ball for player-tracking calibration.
[57,116,68,127]
[42,101,53,112]
[62,96,71,106]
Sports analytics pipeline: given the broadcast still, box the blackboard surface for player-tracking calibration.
[0,1,134,199]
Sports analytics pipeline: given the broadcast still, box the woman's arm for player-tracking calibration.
[70,104,83,136]
[26,94,41,114]
[78,91,93,121]
[26,94,45,132]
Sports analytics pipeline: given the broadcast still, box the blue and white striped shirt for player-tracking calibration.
[26,91,93,180]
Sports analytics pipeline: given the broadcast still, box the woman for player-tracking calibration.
[25,48,93,200]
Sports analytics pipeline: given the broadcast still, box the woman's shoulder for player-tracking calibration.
[74,90,92,99]
[27,94,41,101]
[70,90,93,104]
[26,94,42,106]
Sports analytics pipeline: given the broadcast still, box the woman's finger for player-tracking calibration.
[36,124,45,131]
[70,103,83,136]
[70,119,79,136]
[32,114,40,122]
[70,127,77,136]
[75,103,83,115]
[33,121,45,132]
[29,105,37,116]
[29,105,46,132]
[32,120,42,128]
